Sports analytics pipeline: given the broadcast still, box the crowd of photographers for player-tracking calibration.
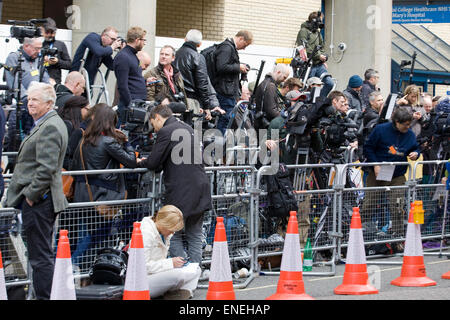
[1,14,450,299]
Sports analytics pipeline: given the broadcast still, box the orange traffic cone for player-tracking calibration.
[391,205,436,287]
[50,230,76,300]
[442,271,450,279]
[266,211,314,300]
[334,207,378,295]
[123,222,151,300]
[206,216,235,300]
[0,250,7,300]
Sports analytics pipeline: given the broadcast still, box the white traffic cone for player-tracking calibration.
[206,216,235,300]
[334,207,378,295]
[0,250,7,300]
[123,222,150,300]
[50,230,76,300]
[266,211,314,300]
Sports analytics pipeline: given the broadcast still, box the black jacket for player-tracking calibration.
[55,84,74,109]
[174,41,219,109]
[361,81,376,110]
[253,74,284,128]
[343,87,363,113]
[213,38,241,98]
[71,135,137,193]
[71,32,115,86]
[113,45,147,107]
[42,39,72,84]
[138,116,212,217]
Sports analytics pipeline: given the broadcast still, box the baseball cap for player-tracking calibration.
[306,77,323,87]
[44,17,57,32]
[286,90,302,101]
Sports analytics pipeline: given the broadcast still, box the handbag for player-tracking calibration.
[79,137,127,220]
[62,168,74,201]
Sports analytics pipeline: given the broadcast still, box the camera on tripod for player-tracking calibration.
[0,85,14,105]
[8,19,46,43]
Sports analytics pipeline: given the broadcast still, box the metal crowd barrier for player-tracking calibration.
[2,160,450,293]
[253,163,338,277]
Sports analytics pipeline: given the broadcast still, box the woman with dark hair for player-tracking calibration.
[70,105,137,265]
[71,105,137,202]
[58,95,91,169]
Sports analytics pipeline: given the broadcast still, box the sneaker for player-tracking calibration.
[163,289,192,300]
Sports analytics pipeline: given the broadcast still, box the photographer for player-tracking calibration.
[214,30,253,134]
[253,64,291,131]
[113,27,148,125]
[41,18,72,84]
[137,104,212,266]
[71,27,123,86]
[296,11,333,98]
[395,84,425,137]
[174,29,222,118]
[5,37,50,99]
[145,45,188,107]
[317,91,359,162]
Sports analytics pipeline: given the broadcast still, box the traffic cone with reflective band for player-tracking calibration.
[50,230,76,300]
[391,206,437,287]
[334,208,378,295]
[206,216,235,300]
[266,211,314,300]
[123,222,151,300]
[442,271,450,279]
[0,250,7,300]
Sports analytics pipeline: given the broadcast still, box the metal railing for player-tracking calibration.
[1,160,449,294]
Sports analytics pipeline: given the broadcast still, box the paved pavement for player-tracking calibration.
[192,251,450,300]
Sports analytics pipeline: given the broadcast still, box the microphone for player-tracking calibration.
[30,19,50,24]
[168,102,187,114]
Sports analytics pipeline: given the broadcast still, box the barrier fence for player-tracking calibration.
[1,160,450,295]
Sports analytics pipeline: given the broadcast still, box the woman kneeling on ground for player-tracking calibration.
[140,205,201,299]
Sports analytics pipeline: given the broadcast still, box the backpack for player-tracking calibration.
[263,163,298,218]
[89,248,128,285]
[200,43,219,85]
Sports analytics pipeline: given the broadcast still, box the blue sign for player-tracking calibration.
[393,5,450,24]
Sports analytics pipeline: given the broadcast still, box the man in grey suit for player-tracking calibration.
[6,82,68,300]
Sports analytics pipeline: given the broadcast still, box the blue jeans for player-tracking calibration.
[216,93,237,135]
[310,64,334,98]
[169,212,205,265]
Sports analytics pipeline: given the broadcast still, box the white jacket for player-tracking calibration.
[140,216,174,275]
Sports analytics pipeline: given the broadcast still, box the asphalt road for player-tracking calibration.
[192,251,450,300]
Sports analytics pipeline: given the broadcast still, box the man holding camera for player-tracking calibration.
[41,18,72,85]
[145,45,188,106]
[113,27,148,125]
[71,26,123,86]
[253,63,291,130]
[296,11,333,98]
[5,37,50,99]
[214,30,253,134]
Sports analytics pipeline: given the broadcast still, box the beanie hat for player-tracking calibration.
[348,75,363,88]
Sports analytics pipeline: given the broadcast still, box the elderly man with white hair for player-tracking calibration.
[4,37,50,99]
[6,81,68,300]
[174,29,223,119]
[253,63,292,130]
